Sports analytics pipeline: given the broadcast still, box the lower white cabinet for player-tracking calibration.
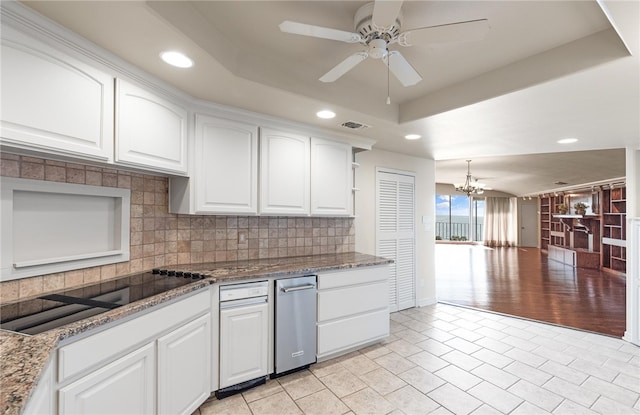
[316,266,390,360]
[219,302,269,388]
[59,343,155,415]
[157,314,212,415]
[22,360,55,415]
[42,288,213,415]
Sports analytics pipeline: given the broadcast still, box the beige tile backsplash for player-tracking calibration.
[0,153,355,302]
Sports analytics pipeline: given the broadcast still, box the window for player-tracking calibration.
[435,195,484,242]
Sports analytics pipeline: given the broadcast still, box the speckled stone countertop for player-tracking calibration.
[0,252,391,415]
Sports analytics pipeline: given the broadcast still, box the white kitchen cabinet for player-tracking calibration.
[22,361,54,415]
[157,313,212,415]
[52,289,211,415]
[169,114,258,214]
[311,137,352,216]
[316,266,390,360]
[58,343,155,415]
[0,26,114,162]
[219,302,269,388]
[259,128,310,215]
[115,79,188,175]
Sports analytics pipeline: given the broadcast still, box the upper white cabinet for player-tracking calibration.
[260,128,310,215]
[194,114,258,214]
[115,79,188,175]
[169,114,259,215]
[0,26,114,162]
[311,137,352,216]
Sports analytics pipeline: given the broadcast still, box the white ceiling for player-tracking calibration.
[20,0,640,196]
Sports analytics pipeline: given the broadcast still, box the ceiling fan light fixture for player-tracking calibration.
[368,38,388,59]
[160,51,193,68]
[404,134,421,140]
[316,110,336,119]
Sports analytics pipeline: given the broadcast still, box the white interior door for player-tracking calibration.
[376,170,416,312]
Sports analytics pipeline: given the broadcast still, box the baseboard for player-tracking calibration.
[417,297,437,307]
[623,331,640,346]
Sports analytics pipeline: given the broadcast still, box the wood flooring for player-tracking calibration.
[435,245,627,337]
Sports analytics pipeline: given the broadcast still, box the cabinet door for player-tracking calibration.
[115,79,188,175]
[219,302,269,388]
[158,314,212,415]
[311,138,352,216]
[260,128,310,215]
[23,361,54,415]
[194,114,258,214]
[59,343,155,415]
[1,26,114,162]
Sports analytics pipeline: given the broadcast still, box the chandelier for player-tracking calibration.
[454,160,485,196]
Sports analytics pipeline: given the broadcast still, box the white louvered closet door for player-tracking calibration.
[376,170,416,312]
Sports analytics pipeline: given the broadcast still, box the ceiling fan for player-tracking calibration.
[279,0,489,87]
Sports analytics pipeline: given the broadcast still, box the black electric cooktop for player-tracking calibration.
[0,269,205,335]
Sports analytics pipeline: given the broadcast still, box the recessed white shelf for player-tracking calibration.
[14,250,124,269]
[1,177,130,281]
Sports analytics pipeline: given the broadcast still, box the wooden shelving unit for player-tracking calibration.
[540,197,550,250]
[601,187,626,273]
[539,186,626,273]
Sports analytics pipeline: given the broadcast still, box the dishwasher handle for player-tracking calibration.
[280,284,316,293]
[220,296,267,309]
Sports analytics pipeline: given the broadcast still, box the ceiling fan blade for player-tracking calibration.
[400,19,490,46]
[372,0,404,28]
[279,20,362,43]
[383,50,422,86]
[319,52,368,83]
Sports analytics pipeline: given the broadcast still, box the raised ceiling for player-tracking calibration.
[19,1,640,195]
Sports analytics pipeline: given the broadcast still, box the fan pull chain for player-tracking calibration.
[386,50,391,105]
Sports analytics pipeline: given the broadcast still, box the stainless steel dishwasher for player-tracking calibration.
[273,275,317,377]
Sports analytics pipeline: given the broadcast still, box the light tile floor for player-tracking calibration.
[194,303,640,415]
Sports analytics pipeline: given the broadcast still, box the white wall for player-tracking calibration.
[354,148,436,306]
[625,146,639,345]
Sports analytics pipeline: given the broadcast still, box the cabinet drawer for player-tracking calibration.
[317,309,389,357]
[318,266,388,290]
[318,281,387,322]
[58,289,210,383]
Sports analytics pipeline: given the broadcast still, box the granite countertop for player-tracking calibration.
[0,252,391,415]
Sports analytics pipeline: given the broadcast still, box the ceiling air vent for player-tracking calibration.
[554,181,568,185]
[341,120,370,130]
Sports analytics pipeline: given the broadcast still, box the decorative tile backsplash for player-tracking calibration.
[0,153,355,302]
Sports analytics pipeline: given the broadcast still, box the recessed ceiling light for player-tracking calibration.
[557,138,578,144]
[160,51,193,68]
[404,134,421,140]
[316,110,336,119]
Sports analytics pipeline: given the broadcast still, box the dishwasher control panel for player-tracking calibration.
[220,281,269,302]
